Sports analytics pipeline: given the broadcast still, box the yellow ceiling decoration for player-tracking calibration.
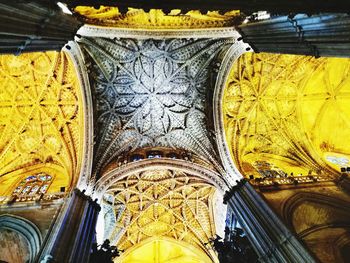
[102,169,216,260]
[118,238,213,263]
[223,53,350,184]
[0,51,84,197]
[74,6,241,29]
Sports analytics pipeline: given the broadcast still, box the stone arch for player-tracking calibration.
[282,192,350,263]
[282,192,350,230]
[0,214,42,263]
[94,158,228,200]
[213,40,251,186]
[93,158,228,262]
[64,42,94,191]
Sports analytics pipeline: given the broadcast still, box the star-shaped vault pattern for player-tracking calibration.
[79,37,234,175]
[101,169,216,252]
[0,51,83,195]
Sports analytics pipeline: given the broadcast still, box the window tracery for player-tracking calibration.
[12,174,53,201]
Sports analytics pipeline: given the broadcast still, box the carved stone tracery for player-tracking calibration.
[223,52,350,185]
[0,51,84,196]
[79,37,234,175]
[74,6,242,29]
[101,169,217,257]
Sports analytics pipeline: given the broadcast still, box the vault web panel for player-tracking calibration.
[79,37,233,174]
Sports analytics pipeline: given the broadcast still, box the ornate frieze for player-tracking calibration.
[74,6,242,29]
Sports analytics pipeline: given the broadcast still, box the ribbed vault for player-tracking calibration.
[0,51,84,197]
[79,36,235,176]
[100,169,217,261]
[223,52,350,185]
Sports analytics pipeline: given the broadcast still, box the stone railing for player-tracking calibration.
[0,192,66,205]
[250,174,333,187]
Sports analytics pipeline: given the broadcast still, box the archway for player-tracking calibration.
[94,159,227,262]
[117,237,213,263]
[283,192,350,263]
[0,215,42,263]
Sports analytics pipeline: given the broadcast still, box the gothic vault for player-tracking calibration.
[0,51,85,198]
[79,36,234,176]
[0,2,350,263]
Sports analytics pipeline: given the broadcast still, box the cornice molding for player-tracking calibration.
[77,24,241,39]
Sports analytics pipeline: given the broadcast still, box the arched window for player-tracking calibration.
[12,173,53,200]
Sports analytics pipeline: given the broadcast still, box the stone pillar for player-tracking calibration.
[238,13,350,58]
[39,189,100,263]
[0,2,82,55]
[224,180,316,263]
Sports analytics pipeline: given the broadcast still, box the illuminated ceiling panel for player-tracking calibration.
[74,6,241,29]
[79,37,234,175]
[0,51,84,196]
[223,53,350,184]
[100,169,216,261]
[119,239,213,263]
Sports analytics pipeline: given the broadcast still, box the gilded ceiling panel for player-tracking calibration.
[223,53,350,185]
[74,6,241,29]
[0,51,84,196]
[119,239,213,263]
[79,37,234,175]
[101,169,216,257]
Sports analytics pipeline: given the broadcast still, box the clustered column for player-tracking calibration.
[0,2,82,54]
[224,180,316,263]
[39,189,100,263]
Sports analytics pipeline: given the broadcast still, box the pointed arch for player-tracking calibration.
[0,214,42,263]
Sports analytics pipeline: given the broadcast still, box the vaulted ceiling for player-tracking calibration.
[0,51,84,197]
[101,169,216,256]
[223,52,350,186]
[1,5,350,263]
[78,36,234,176]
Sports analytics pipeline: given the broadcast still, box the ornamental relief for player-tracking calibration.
[74,6,242,29]
[79,37,234,175]
[223,52,350,185]
[0,51,84,196]
[100,169,216,252]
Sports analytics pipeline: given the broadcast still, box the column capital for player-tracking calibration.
[73,188,101,211]
[223,179,247,204]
